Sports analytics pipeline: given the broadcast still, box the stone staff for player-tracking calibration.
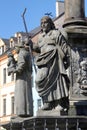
[21,8,32,51]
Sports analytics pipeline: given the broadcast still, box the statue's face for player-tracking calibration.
[41,18,51,33]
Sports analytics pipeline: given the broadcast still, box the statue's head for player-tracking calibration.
[14,37,31,53]
[40,16,55,33]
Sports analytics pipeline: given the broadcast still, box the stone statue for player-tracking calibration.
[7,38,33,117]
[7,51,16,76]
[33,16,70,112]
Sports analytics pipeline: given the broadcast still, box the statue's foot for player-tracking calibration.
[55,105,64,111]
[55,105,68,112]
[41,103,51,110]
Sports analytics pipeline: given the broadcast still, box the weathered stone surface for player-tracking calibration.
[64,0,87,27]
[65,0,85,20]
[1,116,87,130]
[36,109,68,116]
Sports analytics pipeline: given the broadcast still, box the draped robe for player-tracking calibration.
[35,29,70,103]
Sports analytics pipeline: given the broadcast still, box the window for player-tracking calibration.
[11,96,14,114]
[0,47,2,55]
[0,46,4,55]
[10,41,14,48]
[3,98,6,116]
[18,36,22,43]
[3,68,6,84]
[2,46,4,53]
[37,99,41,109]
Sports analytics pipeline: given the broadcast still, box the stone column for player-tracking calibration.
[63,0,87,116]
[64,0,87,27]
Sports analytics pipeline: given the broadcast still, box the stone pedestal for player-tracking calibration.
[64,25,87,116]
[63,0,87,116]
[36,109,68,116]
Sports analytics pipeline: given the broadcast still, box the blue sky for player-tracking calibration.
[0,0,87,39]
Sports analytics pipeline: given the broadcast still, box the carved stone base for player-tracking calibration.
[36,108,68,116]
[1,116,87,130]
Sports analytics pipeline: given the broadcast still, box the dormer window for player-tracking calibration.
[10,40,14,48]
[18,36,22,43]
